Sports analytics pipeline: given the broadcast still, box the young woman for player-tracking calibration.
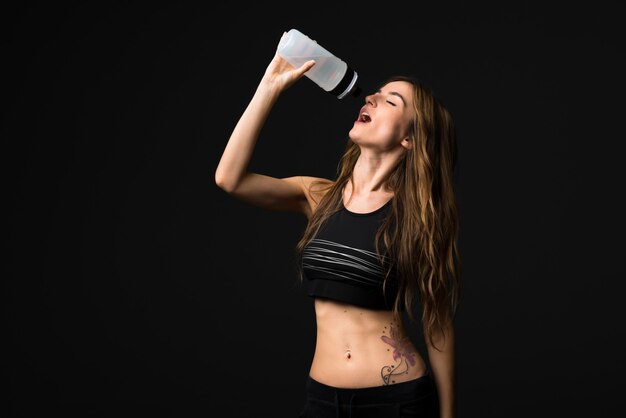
[215,32,461,418]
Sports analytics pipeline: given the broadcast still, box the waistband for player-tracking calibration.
[305,369,436,405]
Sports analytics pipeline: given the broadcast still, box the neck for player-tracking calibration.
[349,148,402,196]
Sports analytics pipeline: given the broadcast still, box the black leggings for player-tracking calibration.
[297,370,440,418]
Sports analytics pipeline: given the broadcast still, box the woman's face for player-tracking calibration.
[348,80,415,151]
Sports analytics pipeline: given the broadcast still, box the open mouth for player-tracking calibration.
[358,112,371,123]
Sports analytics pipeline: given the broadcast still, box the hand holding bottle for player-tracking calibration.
[259,32,316,96]
[276,29,361,99]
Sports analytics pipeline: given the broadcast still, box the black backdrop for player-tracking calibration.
[3,2,625,418]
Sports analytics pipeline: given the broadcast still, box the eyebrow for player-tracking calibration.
[377,89,407,106]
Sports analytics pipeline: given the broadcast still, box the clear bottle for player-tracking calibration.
[277,29,361,99]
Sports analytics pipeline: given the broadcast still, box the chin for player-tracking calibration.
[348,130,361,143]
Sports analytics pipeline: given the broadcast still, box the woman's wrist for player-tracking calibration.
[254,80,283,106]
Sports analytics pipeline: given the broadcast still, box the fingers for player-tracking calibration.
[276,31,288,52]
[296,60,316,77]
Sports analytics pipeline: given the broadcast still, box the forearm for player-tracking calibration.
[214,81,281,192]
[426,323,456,418]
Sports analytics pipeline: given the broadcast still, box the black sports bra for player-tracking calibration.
[301,197,399,310]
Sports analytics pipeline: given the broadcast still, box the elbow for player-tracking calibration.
[214,174,232,194]
[214,171,238,194]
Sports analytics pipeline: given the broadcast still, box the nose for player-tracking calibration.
[365,93,377,107]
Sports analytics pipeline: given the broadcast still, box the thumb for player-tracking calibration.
[297,59,316,75]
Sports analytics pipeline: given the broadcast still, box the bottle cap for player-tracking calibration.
[334,68,359,99]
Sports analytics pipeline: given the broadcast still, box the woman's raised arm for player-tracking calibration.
[214,33,324,217]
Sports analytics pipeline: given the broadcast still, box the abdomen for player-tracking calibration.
[309,298,428,388]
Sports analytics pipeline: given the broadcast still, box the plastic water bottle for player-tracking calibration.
[277,29,361,99]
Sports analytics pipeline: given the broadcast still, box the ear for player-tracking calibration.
[401,136,412,150]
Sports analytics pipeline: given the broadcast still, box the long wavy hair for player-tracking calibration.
[294,75,461,351]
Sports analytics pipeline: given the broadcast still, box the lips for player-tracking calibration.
[357,106,372,123]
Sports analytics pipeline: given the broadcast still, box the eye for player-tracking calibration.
[386,100,396,106]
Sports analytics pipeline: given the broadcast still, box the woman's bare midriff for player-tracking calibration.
[309,298,428,388]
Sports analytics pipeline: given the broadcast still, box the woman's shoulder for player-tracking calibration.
[293,176,335,218]
[300,176,334,201]
[301,176,334,189]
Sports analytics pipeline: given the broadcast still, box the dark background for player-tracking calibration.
[3,2,625,418]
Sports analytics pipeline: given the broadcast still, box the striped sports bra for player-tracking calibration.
[301,197,399,310]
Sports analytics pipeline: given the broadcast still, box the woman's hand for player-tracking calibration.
[259,32,316,94]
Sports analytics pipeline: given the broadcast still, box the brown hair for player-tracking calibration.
[294,76,461,351]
